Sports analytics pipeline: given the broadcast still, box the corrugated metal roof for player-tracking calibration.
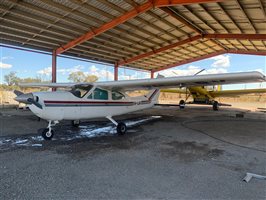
[0,0,265,72]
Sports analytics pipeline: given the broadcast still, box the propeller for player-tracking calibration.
[14,91,43,109]
[27,97,43,109]
[14,90,24,96]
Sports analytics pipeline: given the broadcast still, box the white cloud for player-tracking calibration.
[0,61,12,69]
[37,65,85,76]
[119,71,150,80]
[87,65,114,81]
[57,65,84,75]
[156,65,228,77]
[89,65,98,73]
[37,67,52,76]
[210,55,230,68]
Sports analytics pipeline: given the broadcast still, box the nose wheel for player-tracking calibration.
[42,128,54,140]
[41,120,58,140]
[72,120,80,127]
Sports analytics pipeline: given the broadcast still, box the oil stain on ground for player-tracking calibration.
[160,141,224,162]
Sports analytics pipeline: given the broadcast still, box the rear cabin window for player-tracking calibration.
[88,88,108,100]
[112,91,125,100]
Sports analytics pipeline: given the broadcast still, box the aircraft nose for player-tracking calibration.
[14,93,33,104]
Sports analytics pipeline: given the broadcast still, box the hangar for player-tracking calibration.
[1,1,266,199]
[0,0,265,82]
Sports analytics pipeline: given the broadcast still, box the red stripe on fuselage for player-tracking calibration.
[44,100,133,104]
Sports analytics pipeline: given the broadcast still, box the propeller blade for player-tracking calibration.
[27,98,43,109]
[14,90,24,96]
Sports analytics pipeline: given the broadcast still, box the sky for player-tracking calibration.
[0,46,265,90]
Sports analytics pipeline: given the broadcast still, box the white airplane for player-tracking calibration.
[14,71,265,140]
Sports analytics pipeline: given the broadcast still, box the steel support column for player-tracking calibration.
[52,50,57,83]
[114,63,119,81]
[52,50,57,91]
[151,71,154,79]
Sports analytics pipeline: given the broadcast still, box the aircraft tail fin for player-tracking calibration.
[147,89,160,103]
[156,74,165,78]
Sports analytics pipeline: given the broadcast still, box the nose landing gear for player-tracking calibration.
[42,120,59,140]
[72,120,80,127]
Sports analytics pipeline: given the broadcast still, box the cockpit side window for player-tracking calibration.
[70,85,92,98]
[112,91,125,100]
[87,88,108,100]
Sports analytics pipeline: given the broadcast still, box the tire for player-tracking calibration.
[179,100,185,109]
[72,120,80,127]
[117,122,127,135]
[42,128,54,140]
[213,101,219,111]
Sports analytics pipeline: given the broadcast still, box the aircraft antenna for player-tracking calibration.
[194,69,205,76]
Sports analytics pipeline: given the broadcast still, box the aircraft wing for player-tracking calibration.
[19,83,91,88]
[95,72,265,90]
[209,88,266,97]
[19,71,265,90]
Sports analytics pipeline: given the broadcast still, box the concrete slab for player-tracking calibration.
[0,106,265,199]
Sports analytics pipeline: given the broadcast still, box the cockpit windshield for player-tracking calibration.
[70,85,93,98]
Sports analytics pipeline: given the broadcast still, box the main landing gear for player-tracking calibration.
[179,99,185,109]
[42,120,58,140]
[106,116,127,135]
[212,101,219,111]
[41,117,126,140]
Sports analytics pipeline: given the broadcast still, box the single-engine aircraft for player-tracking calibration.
[14,71,265,140]
[161,87,266,110]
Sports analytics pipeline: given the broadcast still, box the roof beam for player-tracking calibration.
[118,34,266,66]
[55,1,153,55]
[226,50,266,56]
[160,7,202,34]
[198,4,229,33]
[153,50,226,72]
[154,0,225,7]
[154,48,266,72]
[204,34,266,40]
[118,35,201,65]
[216,2,242,33]
[56,0,226,55]
[235,0,257,33]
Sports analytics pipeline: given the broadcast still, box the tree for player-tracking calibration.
[4,72,21,86]
[68,71,86,82]
[68,71,98,82]
[22,77,42,83]
[85,75,98,82]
